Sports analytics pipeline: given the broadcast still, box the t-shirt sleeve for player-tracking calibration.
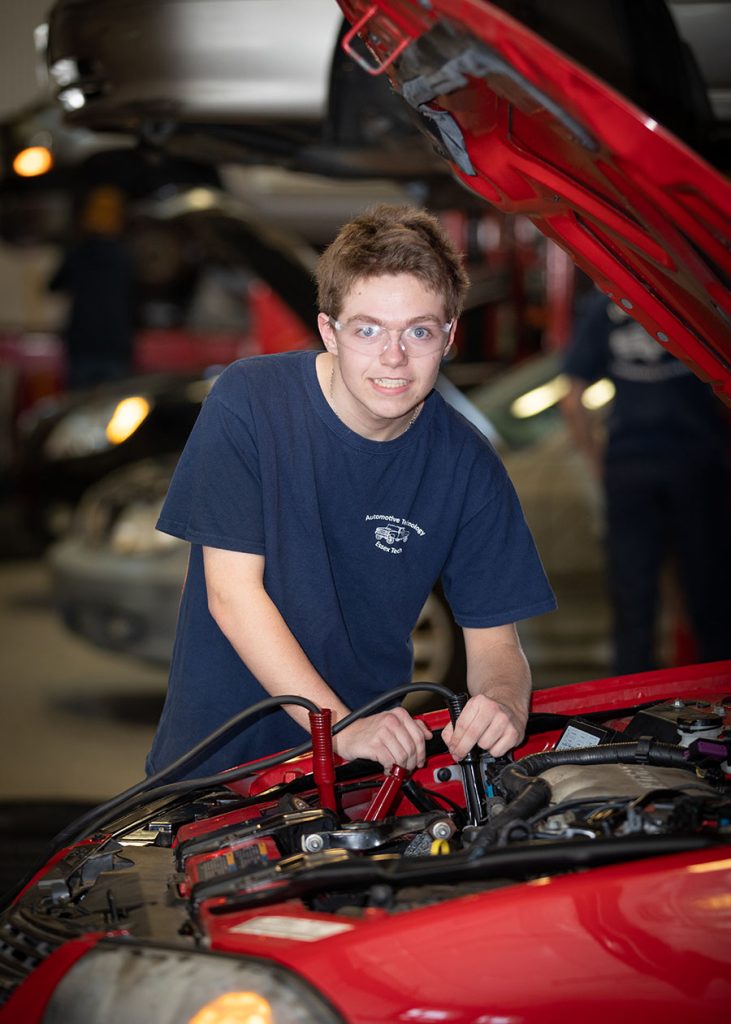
[156,379,265,553]
[441,460,556,628]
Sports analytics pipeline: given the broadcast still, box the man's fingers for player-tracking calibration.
[336,709,432,770]
[378,734,410,771]
[388,708,429,767]
[372,709,427,770]
[488,727,520,758]
[449,707,484,757]
[446,695,522,761]
[448,697,493,760]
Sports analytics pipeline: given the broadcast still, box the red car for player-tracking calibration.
[1,2,730,1022]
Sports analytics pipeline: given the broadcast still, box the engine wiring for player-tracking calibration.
[6,684,730,913]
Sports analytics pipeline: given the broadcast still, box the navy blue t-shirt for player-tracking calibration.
[563,292,728,463]
[147,351,556,777]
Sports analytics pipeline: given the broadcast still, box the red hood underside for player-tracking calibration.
[337,0,731,403]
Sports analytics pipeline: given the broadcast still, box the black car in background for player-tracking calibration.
[12,190,322,540]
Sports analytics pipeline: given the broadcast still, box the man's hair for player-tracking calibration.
[315,204,469,321]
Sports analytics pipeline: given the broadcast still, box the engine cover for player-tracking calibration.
[539,763,716,804]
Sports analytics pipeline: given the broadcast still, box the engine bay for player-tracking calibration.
[3,688,728,966]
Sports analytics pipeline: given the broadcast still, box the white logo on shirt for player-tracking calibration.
[608,321,692,382]
[609,321,664,362]
[365,513,425,555]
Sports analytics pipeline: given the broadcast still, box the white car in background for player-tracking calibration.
[43,0,444,181]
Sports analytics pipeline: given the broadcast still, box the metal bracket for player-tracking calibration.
[342,4,412,76]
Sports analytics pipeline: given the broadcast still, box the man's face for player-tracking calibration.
[318,273,455,440]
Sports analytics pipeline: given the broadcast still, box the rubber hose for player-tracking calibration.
[469,740,689,853]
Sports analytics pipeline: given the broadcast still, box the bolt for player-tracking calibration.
[431,820,452,840]
[672,698,685,708]
[303,833,324,853]
[621,298,633,309]
[436,767,452,782]
[369,884,393,907]
[657,331,669,343]
[486,798,506,819]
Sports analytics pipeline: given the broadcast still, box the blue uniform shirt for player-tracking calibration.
[147,351,556,777]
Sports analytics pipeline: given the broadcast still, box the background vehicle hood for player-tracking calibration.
[336,0,731,403]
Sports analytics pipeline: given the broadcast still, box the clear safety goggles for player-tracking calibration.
[328,316,452,356]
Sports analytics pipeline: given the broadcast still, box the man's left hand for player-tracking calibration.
[440,693,527,761]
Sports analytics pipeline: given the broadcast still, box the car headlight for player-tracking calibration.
[41,944,343,1024]
[44,395,153,459]
[108,498,183,554]
[69,457,182,553]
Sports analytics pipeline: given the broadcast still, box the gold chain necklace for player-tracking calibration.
[329,365,422,435]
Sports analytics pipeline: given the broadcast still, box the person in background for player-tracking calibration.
[561,287,731,675]
[145,204,556,780]
[49,184,136,390]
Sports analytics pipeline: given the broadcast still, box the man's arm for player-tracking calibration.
[203,546,431,771]
[441,623,531,760]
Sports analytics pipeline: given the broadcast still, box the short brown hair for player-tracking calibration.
[316,204,469,321]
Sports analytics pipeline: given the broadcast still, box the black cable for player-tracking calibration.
[415,785,466,816]
[331,682,455,735]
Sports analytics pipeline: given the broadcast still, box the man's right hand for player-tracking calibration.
[334,708,432,772]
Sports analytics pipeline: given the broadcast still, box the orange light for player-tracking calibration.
[188,991,274,1024]
[13,146,53,178]
[105,396,151,444]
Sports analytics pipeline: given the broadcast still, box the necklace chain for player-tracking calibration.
[329,365,421,436]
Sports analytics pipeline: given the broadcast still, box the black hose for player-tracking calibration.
[332,682,455,735]
[468,739,691,854]
[502,740,688,794]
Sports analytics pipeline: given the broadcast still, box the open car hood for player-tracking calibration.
[336,0,731,404]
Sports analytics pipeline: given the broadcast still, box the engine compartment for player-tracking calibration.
[1,686,730,1010]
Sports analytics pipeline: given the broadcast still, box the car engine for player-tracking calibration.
[1,688,729,1014]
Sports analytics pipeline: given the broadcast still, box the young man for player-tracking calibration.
[146,205,556,780]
